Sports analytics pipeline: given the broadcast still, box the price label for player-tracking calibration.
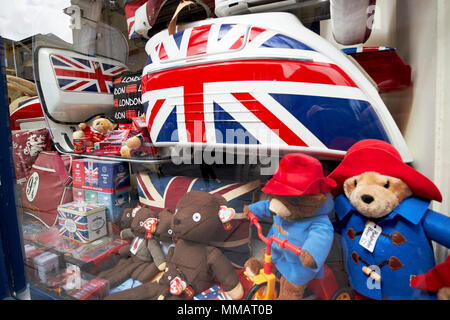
[359,221,382,253]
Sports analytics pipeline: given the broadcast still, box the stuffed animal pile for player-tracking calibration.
[72,116,156,157]
[99,139,449,300]
[97,207,166,288]
[104,191,244,300]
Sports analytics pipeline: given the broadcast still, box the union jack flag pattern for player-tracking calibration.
[72,159,130,193]
[142,23,391,153]
[57,203,107,243]
[194,285,232,300]
[136,172,260,213]
[51,54,126,94]
[85,161,99,187]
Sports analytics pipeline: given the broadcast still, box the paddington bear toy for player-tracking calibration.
[244,153,336,300]
[328,139,450,300]
[98,207,166,289]
[105,191,244,300]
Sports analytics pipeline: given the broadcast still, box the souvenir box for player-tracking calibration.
[33,252,60,284]
[57,202,107,243]
[75,188,130,223]
[72,159,130,193]
[93,130,131,156]
[70,278,110,300]
[70,237,130,274]
[194,285,232,300]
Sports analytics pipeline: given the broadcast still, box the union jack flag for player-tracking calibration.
[136,172,260,213]
[84,161,99,186]
[58,210,90,243]
[51,54,126,93]
[194,285,232,300]
[142,23,390,152]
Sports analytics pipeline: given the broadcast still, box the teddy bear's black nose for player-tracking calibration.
[173,218,181,225]
[361,195,374,204]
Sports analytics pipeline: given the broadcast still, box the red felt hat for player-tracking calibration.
[262,153,336,196]
[328,139,442,202]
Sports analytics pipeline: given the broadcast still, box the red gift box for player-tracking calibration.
[71,278,110,300]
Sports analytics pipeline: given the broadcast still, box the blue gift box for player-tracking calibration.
[73,159,130,193]
[94,189,130,223]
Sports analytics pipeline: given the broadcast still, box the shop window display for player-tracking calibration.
[1,0,449,302]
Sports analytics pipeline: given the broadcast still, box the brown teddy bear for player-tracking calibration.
[329,139,450,300]
[72,117,117,153]
[120,135,143,158]
[104,191,244,300]
[119,116,156,158]
[243,153,336,300]
[98,207,166,289]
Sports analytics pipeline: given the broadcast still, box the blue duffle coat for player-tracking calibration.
[334,194,450,300]
[248,195,334,285]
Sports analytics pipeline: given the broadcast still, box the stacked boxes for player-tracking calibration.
[72,159,130,193]
[72,159,131,234]
[74,188,130,224]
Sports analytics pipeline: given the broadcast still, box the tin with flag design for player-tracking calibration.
[57,202,107,243]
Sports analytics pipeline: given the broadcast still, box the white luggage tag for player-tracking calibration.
[359,221,382,253]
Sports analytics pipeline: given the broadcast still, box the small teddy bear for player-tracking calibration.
[244,153,336,300]
[72,116,117,153]
[120,135,144,158]
[98,207,166,289]
[105,191,244,300]
[119,116,156,158]
[328,139,450,300]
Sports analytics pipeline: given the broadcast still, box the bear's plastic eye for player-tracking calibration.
[384,181,390,189]
[354,180,357,187]
[192,212,201,222]
[139,221,144,227]
[168,229,173,235]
